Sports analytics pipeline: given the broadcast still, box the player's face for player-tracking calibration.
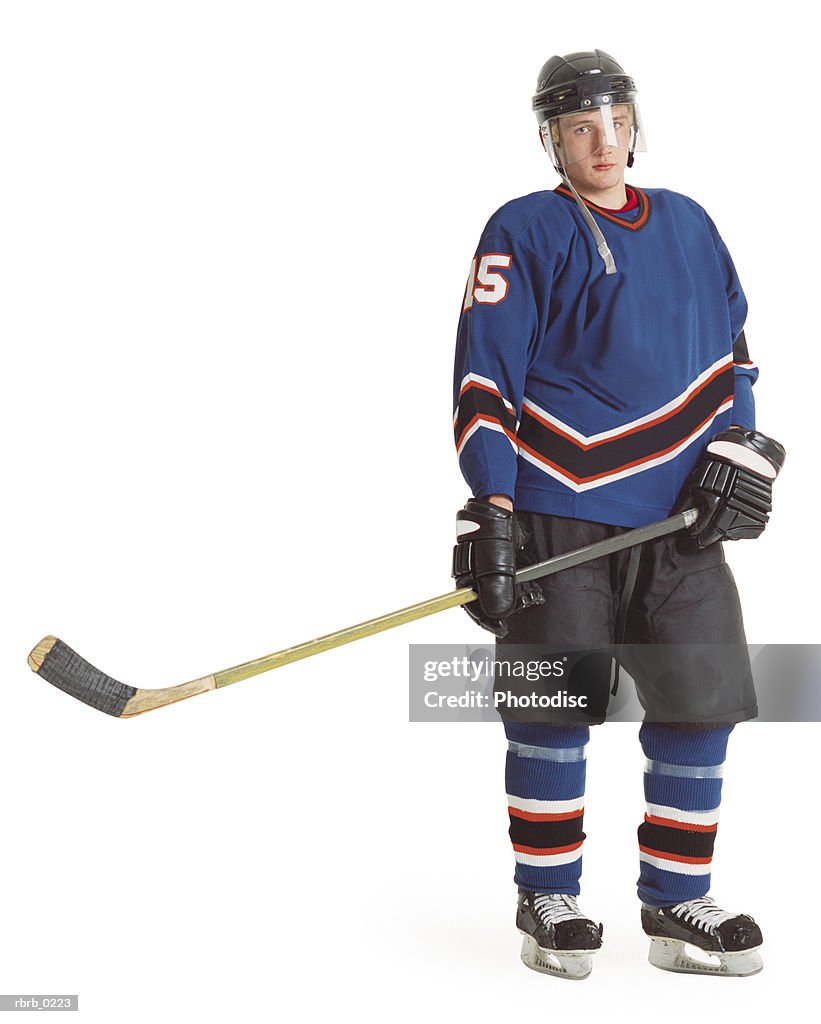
[554,104,631,196]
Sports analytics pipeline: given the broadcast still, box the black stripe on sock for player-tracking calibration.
[509,815,585,851]
[638,821,716,860]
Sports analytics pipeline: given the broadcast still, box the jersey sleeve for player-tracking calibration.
[452,234,548,499]
[730,328,757,429]
[705,214,758,430]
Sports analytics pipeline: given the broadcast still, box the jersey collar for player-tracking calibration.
[554,183,651,231]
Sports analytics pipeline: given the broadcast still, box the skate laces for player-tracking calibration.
[669,896,738,933]
[532,894,589,926]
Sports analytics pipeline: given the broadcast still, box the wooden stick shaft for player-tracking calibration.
[214,588,474,687]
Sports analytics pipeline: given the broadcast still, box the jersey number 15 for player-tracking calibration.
[463,253,512,311]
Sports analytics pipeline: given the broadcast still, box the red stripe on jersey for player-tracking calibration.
[458,378,507,403]
[522,361,731,452]
[455,413,518,453]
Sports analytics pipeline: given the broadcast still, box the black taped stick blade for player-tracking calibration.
[28,637,137,717]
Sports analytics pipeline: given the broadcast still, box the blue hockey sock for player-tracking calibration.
[503,719,590,894]
[637,723,733,907]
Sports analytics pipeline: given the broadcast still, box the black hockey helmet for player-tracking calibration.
[532,50,637,122]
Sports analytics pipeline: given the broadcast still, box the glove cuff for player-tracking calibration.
[455,498,514,542]
[706,429,785,481]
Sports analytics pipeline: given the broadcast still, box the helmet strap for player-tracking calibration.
[559,171,617,276]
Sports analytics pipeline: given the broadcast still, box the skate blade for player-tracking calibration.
[520,933,594,980]
[648,937,763,977]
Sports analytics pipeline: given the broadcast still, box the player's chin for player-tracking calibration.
[589,167,624,189]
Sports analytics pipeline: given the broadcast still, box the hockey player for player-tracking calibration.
[452,50,784,979]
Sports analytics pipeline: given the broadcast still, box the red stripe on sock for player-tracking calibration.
[513,840,584,856]
[509,807,584,822]
[644,814,717,833]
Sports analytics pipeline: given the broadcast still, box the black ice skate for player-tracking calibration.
[516,890,603,980]
[641,896,763,976]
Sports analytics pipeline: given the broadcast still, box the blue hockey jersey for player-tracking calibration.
[453,185,758,528]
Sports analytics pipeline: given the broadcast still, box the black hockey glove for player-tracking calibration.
[452,498,545,637]
[679,428,785,548]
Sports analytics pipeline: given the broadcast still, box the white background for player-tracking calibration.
[1,1,817,1020]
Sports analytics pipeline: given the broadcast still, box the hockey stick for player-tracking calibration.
[27,509,698,718]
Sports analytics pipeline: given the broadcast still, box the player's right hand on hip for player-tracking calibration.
[452,498,544,637]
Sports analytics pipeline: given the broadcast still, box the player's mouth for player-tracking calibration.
[593,163,615,170]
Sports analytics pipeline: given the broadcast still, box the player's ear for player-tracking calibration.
[538,127,546,151]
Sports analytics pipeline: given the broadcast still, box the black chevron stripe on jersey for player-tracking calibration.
[454,378,518,452]
[518,363,734,488]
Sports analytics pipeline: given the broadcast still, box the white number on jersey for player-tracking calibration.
[463,253,512,310]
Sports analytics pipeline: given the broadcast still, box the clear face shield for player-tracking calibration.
[540,102,646,173]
